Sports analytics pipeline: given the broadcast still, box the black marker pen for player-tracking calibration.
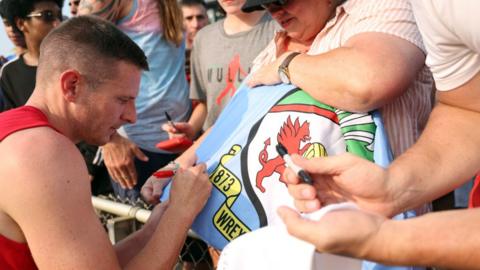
[276,143,313,185]
[164,111,178,131]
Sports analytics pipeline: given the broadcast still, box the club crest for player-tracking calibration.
[242,89,376,226]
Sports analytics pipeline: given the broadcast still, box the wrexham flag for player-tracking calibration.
[162,84,403,254]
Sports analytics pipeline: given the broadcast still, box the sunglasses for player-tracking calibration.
[261,0,289,9]
[26,10,63,23]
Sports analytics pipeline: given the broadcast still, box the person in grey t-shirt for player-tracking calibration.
[163,0,278,141]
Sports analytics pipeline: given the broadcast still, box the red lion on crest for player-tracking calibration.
[255,116,312,192]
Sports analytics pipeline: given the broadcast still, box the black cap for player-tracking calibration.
[242,0,277,12]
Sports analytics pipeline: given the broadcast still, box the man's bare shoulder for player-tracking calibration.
[1,126,81,168]
[0,126,90,207]
[0,127,118,269]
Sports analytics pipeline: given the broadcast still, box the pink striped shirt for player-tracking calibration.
[253,0,435,158]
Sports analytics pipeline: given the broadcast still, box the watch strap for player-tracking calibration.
[279,52,301,83]
[279,52,301,70]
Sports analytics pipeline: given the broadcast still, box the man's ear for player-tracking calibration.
[60,70,82,101]
[15,17,26,33]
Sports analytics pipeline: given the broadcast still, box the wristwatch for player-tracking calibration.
[278,52,301,84]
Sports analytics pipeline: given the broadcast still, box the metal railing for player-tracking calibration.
[92,195,214,270]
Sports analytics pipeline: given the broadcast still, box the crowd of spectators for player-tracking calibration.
[1,0,479,269]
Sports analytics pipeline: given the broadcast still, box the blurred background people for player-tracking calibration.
[79,0,192,201]
[0,0,27,112]
[68,0,80,16]
[0,0,62,111]
[180,0,209,82]
[0,1,27,66]
[164,0,278,144]
[161,0,278,267]
[181,0,209,51]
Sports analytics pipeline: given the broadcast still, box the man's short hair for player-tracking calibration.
[180,0,207,9]
[37,15,149,88]
[0,0,63,33]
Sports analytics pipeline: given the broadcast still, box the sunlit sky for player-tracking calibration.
[0,2,70,57]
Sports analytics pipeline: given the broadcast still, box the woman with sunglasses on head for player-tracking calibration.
[0,0,62,111]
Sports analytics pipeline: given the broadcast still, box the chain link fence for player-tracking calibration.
[93,194,214,270]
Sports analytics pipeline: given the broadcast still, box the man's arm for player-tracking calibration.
[386,71,480,214]
[279,206,480,269]
[2,129,211,269]
[283,71,480,217]
[373,208,480,269]
[279,71,480,269]
[102,132,149,189]
[122,164,212,269]
[141,127,212,204]
[249,32,425,113]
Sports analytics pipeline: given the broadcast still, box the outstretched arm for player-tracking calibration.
[284,73,480,217]
[248,32,425,113]
[124,164,212,269]
[1,129,211,270]
[278,206,480,269]
[280,72,480,269]
[387,71,480,213]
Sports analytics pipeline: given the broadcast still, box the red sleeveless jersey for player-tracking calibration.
[0,105,59,270]
[469,174,480,208]
[0,234,37,270]
[0,106,58,141]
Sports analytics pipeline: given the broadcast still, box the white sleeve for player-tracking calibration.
[411,0,480,91]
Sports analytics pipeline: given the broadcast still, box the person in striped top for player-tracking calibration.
[278,0,480,268]
[248,0,434,161]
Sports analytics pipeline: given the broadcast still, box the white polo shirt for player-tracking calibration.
[411,0,480,91]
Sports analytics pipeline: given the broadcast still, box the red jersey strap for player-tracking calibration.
[0,234,37,270]
[469,173,480,208]
[0,106,60,141]
[0,105,52,269]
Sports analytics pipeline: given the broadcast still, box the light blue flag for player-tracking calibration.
[162,83,420,270]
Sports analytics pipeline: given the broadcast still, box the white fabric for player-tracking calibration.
[410,0,480,91]
[217,202,363,270]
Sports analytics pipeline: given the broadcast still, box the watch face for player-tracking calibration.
[278,68,290,84]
